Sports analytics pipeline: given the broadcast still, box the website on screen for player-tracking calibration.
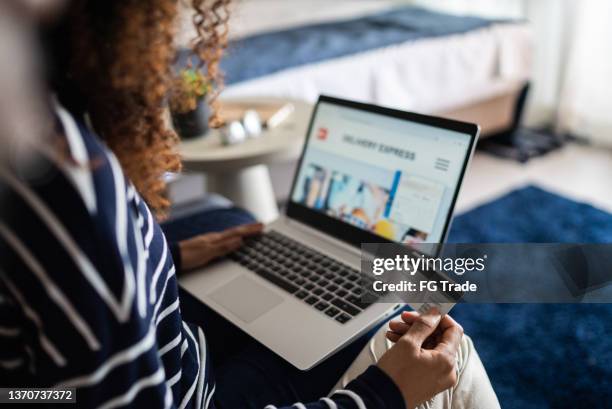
[291,102,472,244]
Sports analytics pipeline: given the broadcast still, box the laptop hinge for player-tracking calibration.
[284,217,364,257]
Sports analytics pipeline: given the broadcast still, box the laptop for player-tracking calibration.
[179,95,479,369]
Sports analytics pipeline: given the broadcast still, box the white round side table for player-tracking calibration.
[179,98,313,223]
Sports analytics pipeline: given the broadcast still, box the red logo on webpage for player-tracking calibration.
[317,127,328,141]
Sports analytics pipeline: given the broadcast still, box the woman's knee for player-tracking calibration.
[456,335,474,377]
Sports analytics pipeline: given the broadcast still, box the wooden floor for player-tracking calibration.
[457,143,612,214]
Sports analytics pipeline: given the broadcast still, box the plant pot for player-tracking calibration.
[171,98,210,139]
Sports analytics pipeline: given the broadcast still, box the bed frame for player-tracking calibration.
[437,81,530,138]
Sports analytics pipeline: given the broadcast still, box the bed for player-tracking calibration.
[182,0,533,135]
[177,0,532,199]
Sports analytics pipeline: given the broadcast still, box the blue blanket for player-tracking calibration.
[448,186,612,408]
[181,7,500,85]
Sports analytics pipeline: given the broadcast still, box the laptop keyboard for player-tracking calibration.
[229,230,377,324]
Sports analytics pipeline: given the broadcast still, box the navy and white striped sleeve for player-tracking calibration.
[0,161,172,407]
[0,107,204,407]
[268,365,405,409]
[0,283,32,385]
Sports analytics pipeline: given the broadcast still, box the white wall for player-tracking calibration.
[522,0,571,127]
[557,1,612,145]
[408,0,525,18]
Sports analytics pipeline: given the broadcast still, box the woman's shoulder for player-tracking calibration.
[1,105,128,225]
[54,104,130,213]
[0,105,145,287]
[0,105,161,346]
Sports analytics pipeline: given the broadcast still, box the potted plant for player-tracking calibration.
[169,67,211,139]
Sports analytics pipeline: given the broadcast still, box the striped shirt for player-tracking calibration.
[0,105,402,408]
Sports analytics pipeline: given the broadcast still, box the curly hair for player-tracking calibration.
[51,0,230,217]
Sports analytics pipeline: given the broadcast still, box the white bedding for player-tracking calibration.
[223,22,532,114]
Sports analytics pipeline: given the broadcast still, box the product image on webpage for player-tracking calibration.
[294,160,443,243]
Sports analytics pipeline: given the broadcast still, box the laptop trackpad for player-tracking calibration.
[209,276,284,323]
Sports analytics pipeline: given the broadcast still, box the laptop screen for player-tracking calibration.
[290,100,474,245]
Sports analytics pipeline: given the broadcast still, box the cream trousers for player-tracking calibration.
[332,320,501,409]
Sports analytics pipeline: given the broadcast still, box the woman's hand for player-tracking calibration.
[178,223,263,271]
[376,309,463,409]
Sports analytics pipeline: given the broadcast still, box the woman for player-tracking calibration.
[0,1,499,408]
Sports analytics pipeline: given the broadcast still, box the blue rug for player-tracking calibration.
[447,186,612,408]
